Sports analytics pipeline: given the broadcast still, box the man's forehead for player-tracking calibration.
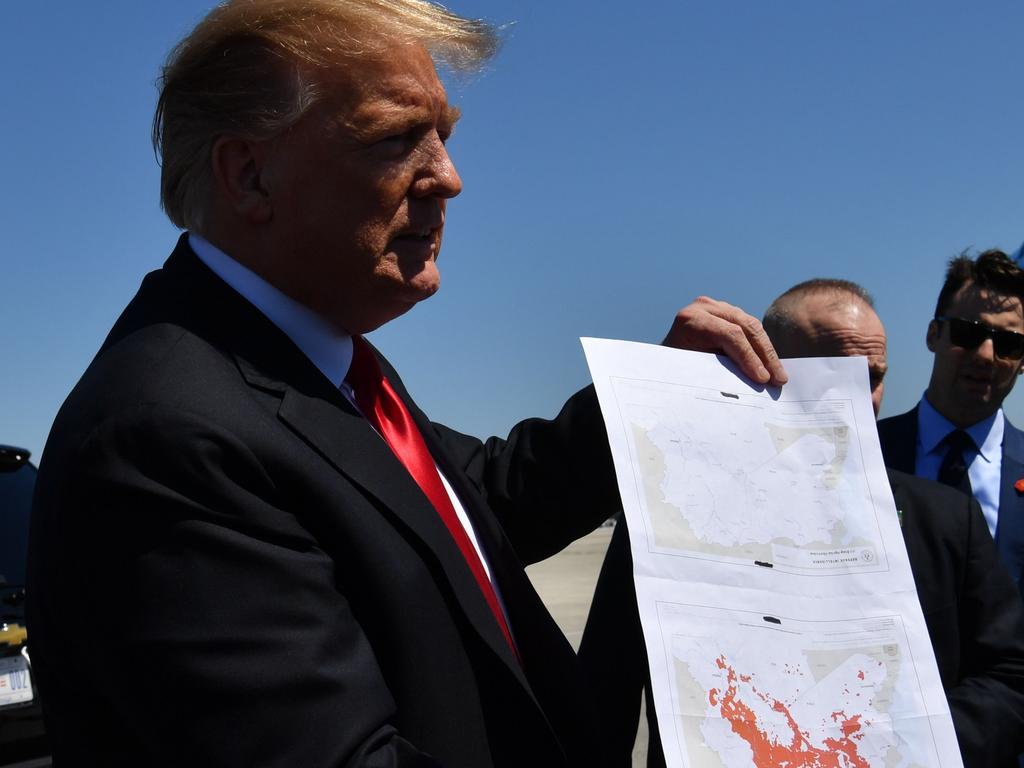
[813,322,887,353]
[329,55,459,130]
[950,281,1024,317]
[335,44,445,97]
[797,296,886,351]
[349,87,459,122]
[796,293,870,330]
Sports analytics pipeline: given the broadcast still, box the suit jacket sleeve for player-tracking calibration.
[430,384,621,565]
[37,404,442,768]
[944,496,1024,768]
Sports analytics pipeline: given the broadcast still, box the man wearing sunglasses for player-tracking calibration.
[878,250,1024,587]
[581,278,1024,768]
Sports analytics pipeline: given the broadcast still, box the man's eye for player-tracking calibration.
[377,131,414,153]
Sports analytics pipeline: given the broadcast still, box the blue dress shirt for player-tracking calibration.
[915,394,1003,537]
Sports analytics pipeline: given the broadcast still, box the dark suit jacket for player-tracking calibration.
[878,406,1024,584]
[889,469,1024,768]
[27,237,622,767]
[579,470,1024,768]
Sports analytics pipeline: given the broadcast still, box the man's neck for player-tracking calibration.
[188,232,354,387]
[922,388,997,429]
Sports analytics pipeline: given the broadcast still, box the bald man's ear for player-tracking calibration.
[925,319,939,352]
[210,136,273,224]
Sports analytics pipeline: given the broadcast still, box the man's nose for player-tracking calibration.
[412,136,462,199]
[973,337,996,363]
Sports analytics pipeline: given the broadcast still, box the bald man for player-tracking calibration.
[762,279,887,414]
[580,279,1024,768]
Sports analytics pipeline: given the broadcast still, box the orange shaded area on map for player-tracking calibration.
[706,655,869,768]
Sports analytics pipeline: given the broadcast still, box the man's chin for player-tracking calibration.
[405,267,441,301]
[377,279,441,326]
[397,282,440,312]
[949,385,1001,424]
[958,382,993,404]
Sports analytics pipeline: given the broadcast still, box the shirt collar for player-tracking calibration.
[188,233,353,387]
[918,393,1003,463]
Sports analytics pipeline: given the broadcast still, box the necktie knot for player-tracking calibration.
[937,429,975,495]
[346,336,384,420]
[942,429,976,454]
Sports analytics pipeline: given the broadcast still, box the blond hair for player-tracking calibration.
[153,0,499,231]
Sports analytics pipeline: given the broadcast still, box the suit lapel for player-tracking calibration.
[156,239,530,683]
[877,407,918,473]
[379,359,567,722]
[266,358,530,685]
[374,351,531,607]
[997,418,1024,579]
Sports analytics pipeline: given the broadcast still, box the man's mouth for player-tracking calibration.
[398,219,442,236]
[388,228,442,266]
[961,371,993,391]
[392,225,441,249]
[396,229,435,241]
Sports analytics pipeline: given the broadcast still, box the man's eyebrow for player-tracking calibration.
[441,104,462,131]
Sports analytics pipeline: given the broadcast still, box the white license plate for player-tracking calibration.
[0,654,33,706]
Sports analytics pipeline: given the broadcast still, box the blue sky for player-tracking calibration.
[4,1,1024,461]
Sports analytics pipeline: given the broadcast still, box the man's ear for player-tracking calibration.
[210,136,273,224]
[926,319,939,352]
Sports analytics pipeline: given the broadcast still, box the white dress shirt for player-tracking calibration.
[914,394,1003,537]
[188,233,507,598]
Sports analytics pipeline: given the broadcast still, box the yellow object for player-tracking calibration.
[0,623,27,647]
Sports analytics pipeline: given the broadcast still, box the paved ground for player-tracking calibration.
[524,525,613,650]
[525,525,650,767]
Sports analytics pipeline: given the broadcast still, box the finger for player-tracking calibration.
[664,308,768,382]
[705,314,774,384]
[733,312,788,386]
[664,298,787,385]
[661,296,739,350]
[686,298,788,385]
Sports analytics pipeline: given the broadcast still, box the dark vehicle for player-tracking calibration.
[0,446,48,765]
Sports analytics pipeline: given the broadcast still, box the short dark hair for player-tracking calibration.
[763,278,874,340]
[933,249,1024,317]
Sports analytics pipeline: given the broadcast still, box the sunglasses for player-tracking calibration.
[934,316,1024,359]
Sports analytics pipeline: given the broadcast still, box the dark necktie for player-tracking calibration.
[937,430,975,495]
[346,336,518,658]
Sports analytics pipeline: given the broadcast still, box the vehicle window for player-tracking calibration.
[0,463,36,586]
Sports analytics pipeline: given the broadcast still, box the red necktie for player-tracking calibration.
[346,336,518,658]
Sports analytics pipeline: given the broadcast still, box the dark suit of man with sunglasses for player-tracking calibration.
[878,250,1024,586]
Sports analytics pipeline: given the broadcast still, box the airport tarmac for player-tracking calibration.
[525,524,650,767]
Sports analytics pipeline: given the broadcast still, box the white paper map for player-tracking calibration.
[582,338,961,768]
[660,599,939,768]
[623,380,884,574]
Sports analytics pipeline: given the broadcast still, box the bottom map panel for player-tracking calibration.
[654,602,946,768]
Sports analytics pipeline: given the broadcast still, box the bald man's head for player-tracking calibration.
[763,280,888,415]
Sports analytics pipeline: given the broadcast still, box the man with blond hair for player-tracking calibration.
[26,1,785,765]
